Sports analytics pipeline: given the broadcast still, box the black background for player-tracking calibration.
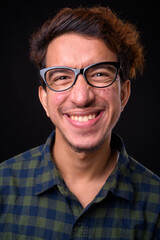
[1,1,160,176]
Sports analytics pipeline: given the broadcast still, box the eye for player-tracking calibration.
[94,72,108,77]
[54,75,70,81]
[90,71,111,80]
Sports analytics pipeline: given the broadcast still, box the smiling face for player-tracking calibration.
[39,33,130,153]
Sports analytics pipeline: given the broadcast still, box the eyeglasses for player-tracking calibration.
[40,61,120,92]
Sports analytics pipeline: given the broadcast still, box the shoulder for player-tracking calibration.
[128,156,160,183]
[0,144,44,170]
[0,145,45,189]
[0,131,55,174]
[0,132,55,202]
[112,132,160,192]
[127,156,160,202]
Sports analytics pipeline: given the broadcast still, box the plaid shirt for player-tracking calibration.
[0,131,160,240]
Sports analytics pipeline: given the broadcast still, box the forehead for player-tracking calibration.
[46,33,118,68]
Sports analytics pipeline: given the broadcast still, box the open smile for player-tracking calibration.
[63,110,104,127]
[70,113,96,122]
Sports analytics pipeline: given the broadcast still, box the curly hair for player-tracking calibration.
[30,6,144,85]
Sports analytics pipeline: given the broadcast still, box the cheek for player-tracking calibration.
[96,85,122,125]
[48,91,66,107]
[95,85,121,105]
[47,91,68,115]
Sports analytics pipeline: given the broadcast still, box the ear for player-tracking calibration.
[120,80,131,112]
[38,86,50,117]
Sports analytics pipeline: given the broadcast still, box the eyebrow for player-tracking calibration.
[47,68,73,77]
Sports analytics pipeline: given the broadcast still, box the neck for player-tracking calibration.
[52,130,117,184]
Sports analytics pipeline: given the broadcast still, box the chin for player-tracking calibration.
[70,145,101,154]
[56,125,111,153]
[65,135,108,154]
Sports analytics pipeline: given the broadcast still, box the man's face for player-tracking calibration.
[39,33,130,152]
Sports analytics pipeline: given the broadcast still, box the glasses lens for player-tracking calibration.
[45,68,75,91]
[85,63,118,87]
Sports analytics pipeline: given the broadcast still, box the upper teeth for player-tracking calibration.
[70,114,96,122]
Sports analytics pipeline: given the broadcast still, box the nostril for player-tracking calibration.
[69,87,95,107]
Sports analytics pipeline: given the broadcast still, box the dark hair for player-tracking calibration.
[30,6,144,86]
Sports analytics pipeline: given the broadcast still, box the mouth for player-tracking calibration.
[70,113,96,122]
[64,110,103,125]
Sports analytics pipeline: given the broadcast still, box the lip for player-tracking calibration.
[63,110,104,129]
[64,108,101,117]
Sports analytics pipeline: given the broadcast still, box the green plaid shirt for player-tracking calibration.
[0,131,160,240]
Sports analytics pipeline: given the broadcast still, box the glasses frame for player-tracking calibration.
[40,61,120,92]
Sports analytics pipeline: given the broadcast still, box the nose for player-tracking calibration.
[69,74,95,107]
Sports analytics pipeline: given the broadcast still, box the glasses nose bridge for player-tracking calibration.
[74,67,87,83]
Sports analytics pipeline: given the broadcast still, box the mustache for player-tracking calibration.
[58,102,107,114]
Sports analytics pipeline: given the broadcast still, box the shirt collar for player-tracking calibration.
[102,132,134,203]
[34,132,64,195]
[34,131,134,202]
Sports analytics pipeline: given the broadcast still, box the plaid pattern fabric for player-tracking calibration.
[0,131,160,240]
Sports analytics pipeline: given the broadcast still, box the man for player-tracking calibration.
[0,6,160,240]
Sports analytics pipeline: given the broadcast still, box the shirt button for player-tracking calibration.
[77,219,84,226]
